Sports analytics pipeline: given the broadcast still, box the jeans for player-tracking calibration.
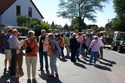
[39,51,48,70]
[81,47,86,57]
[10,49,17,76]
[76,45,86,59]
[90,51,99,63]
[49,55,58,75]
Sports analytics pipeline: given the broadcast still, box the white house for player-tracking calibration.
[0,0,44,26]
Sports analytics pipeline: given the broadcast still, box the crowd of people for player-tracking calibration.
[1,27,104,82]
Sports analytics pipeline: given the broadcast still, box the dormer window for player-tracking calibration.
[16,5,21,16]
[28,7,32,17]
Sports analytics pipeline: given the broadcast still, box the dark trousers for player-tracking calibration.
[10,49,17,76]
[71,50,78,62]
[100,47,103,58]
[39,51,48,70]
[60,47,64,57]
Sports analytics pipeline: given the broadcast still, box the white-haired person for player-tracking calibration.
[89,36,101,65]
[47,33,61,78]
[24,30,38,82]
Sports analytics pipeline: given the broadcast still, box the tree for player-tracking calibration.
[113,0,125,22]
[71,17,87,31]
[63,23,70,31]
[105,17,125,31]
[17,16,30,27]
[57,0,108,31]
[113,0,125,31]
[17,16,52,32]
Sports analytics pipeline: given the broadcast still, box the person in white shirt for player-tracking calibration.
[8,29,20,77]
[38,29,49,71]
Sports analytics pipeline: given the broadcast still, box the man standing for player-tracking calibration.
[70,33,80,62]
[8,29,20,77]
[38,29,49,71]
[3,29,12,72]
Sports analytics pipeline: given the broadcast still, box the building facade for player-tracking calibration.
[0,0,43,26]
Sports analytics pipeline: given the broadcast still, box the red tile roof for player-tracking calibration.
[0,0,16,15]
[0,0,44,19]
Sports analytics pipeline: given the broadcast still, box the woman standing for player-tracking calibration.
[24,30,38,82]
[47,33,61,78]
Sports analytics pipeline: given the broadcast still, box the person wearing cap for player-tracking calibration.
[89,35,101,65]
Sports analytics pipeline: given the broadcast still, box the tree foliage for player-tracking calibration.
[16,16,52,32]
[71,17,87,31]
[113,0,125,22]
[105,17,125,31]
[57,0,108,31]
[113,0,125,31]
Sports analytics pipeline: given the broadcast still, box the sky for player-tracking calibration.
[33,0,116,27]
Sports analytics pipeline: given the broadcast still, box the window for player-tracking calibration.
[16,5,21,16]
[28,7,32,17]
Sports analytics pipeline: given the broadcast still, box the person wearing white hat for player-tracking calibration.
[89,35,101,65]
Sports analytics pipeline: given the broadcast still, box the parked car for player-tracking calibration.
[111,31,125,52]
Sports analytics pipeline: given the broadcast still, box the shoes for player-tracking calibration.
[27,79,31,83]
[94,63,97,66]
[48,74,54,77]
[4,68,7,72]
[55,74,59,78]
[9,67,11,70]
[40,68,43,71]
[46,69,49,72]
[32,78,37,83]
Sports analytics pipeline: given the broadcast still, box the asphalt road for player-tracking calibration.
[0,48,125,83]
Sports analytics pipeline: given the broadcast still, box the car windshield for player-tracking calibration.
[118,33,125,40]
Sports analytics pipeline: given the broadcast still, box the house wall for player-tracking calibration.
[0,0,42,26]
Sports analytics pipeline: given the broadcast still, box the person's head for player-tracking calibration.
[61,34,64,37]
[17,32,21,38]
[66,33,70,37]
[57,34,61,38]
[48,33,55,40]
[78,32,82,36]
[8,29,13,35]
[41,29,46,36]
[96,33,101,37]
[72,33,76,38]
[28,30,35,38]
[93,35,98,40]
[12,29,18,37]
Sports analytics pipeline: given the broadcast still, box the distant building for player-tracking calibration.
[0,0,44,26]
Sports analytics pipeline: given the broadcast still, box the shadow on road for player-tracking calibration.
[38,70,62,83]
[0,71,16,83]
[0,71,10,83]
[98,60,113,67]
[101,58,116,65]
[94,64,112,71]
[74,62,87,69]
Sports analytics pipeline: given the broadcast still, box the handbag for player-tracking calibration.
[26,38,35,53]
[89,40,98,54]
